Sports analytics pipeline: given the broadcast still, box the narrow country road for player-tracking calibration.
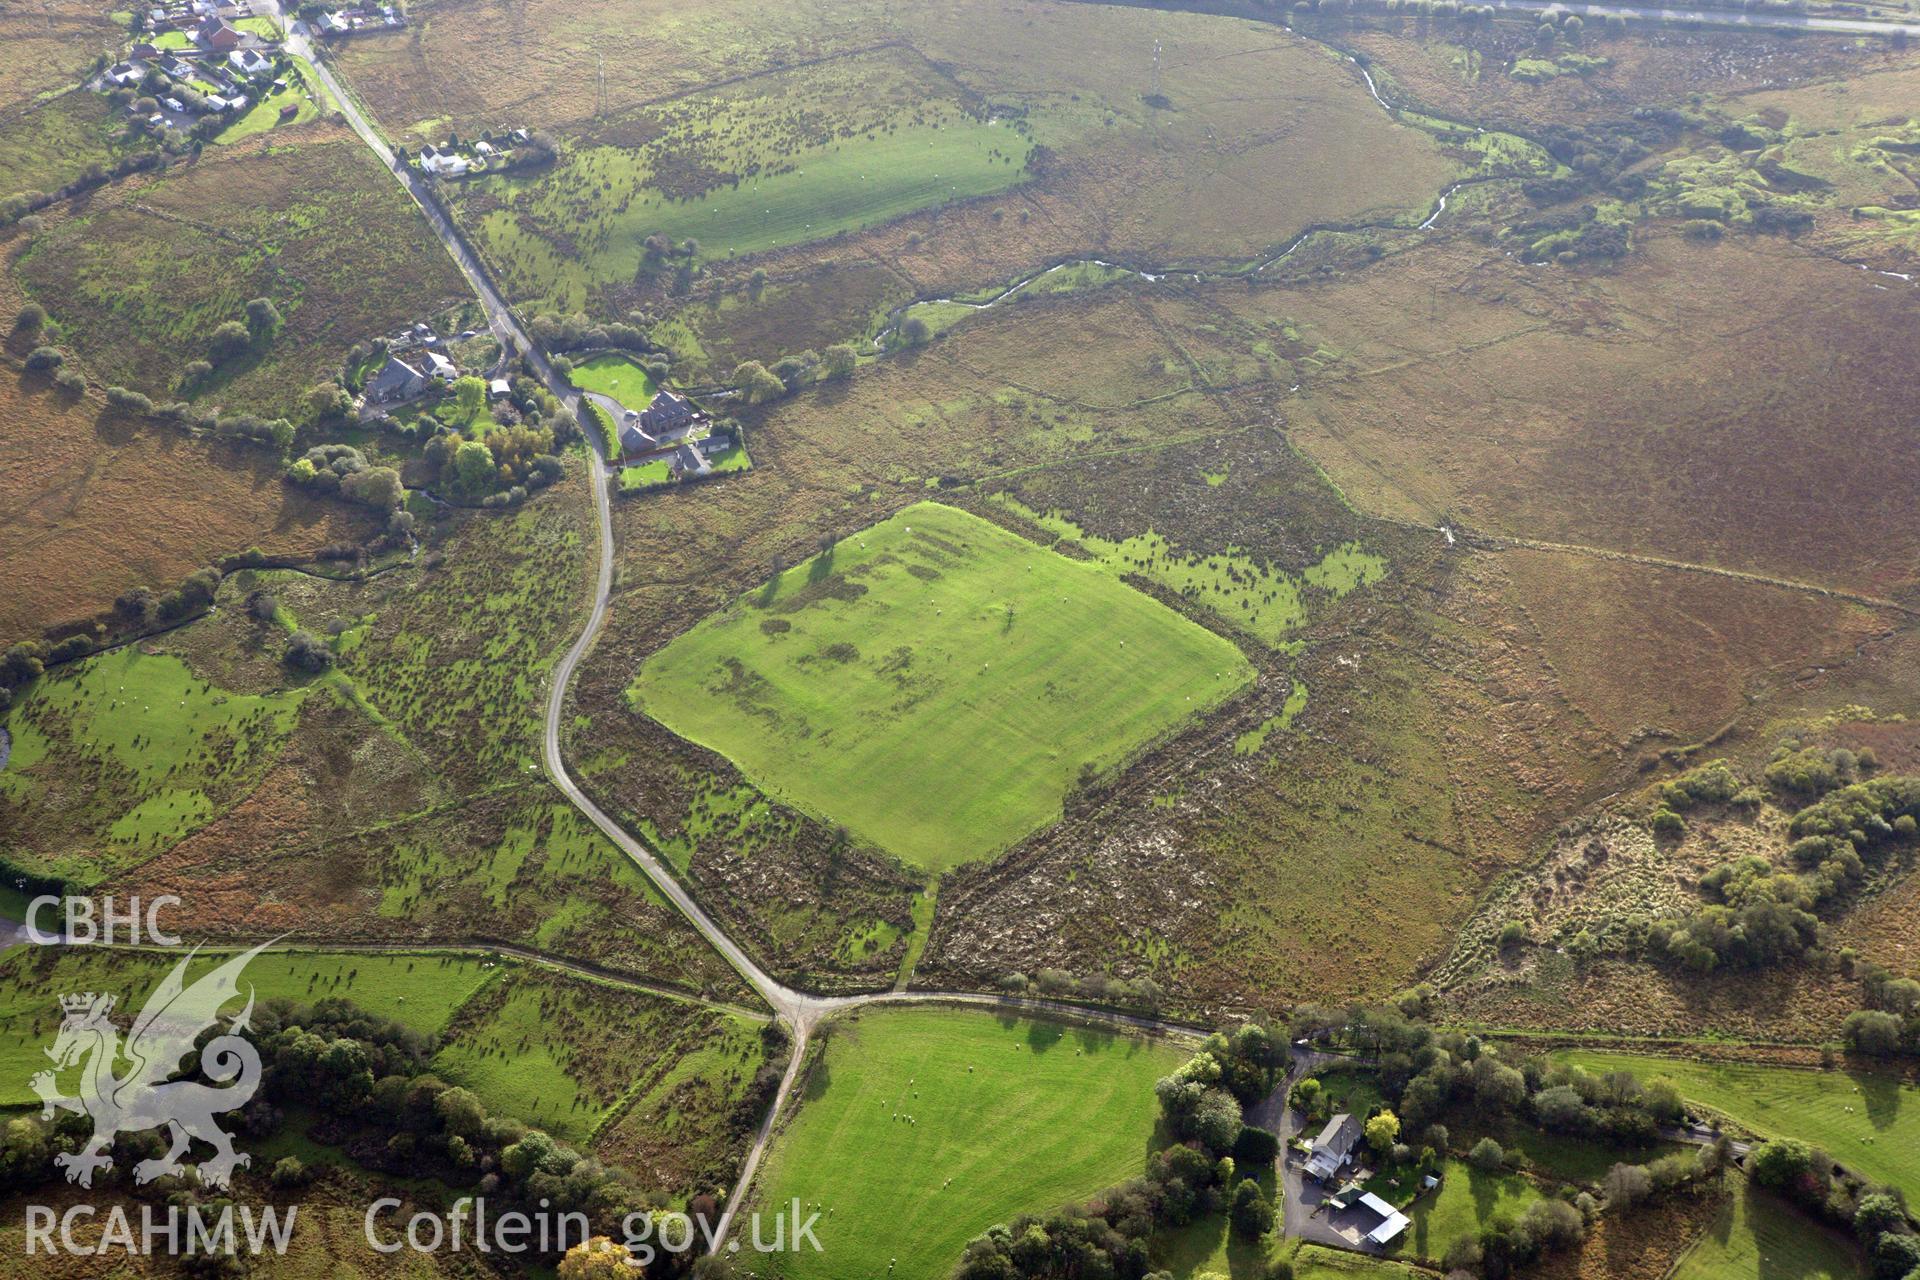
[1483,0,1920,36]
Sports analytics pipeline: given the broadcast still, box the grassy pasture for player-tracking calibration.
[461,46,1029,310]
[0,948,497,1107]
[1671,1175,1864,1280]
[630,502,1252,870]
[1553,1052,1920,1196]
[998,497,1386,649]
[755,1006,1187,1280]
[0,91,152,195]
[0,645,309,885]
[11,129,466,416]
[1381,1158,1545,1263]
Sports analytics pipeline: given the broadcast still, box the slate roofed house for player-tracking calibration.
[693,432,732,459]
[638,389,695,436]
[365,355,427,402]
[670,442,710,479]
[107,62,143,86]
[229,48,273,77]
[159,55,195,78]
[1304,1114,1363,1183]
[617,421,651,458]
[425,351,457,382]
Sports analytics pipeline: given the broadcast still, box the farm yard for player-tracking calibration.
[753,1006,1187,1279]
[629,501,1253,871]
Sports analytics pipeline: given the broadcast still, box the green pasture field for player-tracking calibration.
[430,968,764,1143]
[0,948,498,1107]
[754,1006,1187,1280]
[469,119,1029,310]
[1671,1175,1864,1280]
[630,502,1253,870]
[1383,1158,1545,1264]
[1553,1051,1920,1195]
[569,354,657,408]
[995,497,1387,649]
[0,645,308,883]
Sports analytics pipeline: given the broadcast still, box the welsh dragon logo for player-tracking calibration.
[30,942,273,1189]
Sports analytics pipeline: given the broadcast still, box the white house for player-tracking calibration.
[1304,1114,1363,1183]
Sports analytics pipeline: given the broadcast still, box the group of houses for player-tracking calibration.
[141,0,261,36]
[1302,1114,1416,1250]
[415,129,531,179]
[363,323,479,403]
[313,5,405,36]
[596,386,739,484]
[101,16,288,130]
[359,321,507,406]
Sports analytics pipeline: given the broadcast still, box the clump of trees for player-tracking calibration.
[421,424,562,505]
[998,968,1167,1012]
[1748,1137,1918,1279]
[283,629,334,673]
[0,993,691,1271]
[1843,963,1920,1059]
[286,444,406,511]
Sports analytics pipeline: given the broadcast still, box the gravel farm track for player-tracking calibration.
[244,0,1920,1249]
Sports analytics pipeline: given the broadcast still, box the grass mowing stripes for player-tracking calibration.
[1553,1051,1920,1196]
[755,1006,1187,1279]
[630,502,1253,870]
[1670,1175,1865,1280]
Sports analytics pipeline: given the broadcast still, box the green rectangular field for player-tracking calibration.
[754,1006,1188,1280]
[1671,1175,1864,1280]
[630,502,1253,870]
[1552,1051,1920,1196]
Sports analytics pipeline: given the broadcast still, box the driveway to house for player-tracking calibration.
[1249,1048,1375,1249]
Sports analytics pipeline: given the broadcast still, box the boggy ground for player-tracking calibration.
[1282,231,1920,599]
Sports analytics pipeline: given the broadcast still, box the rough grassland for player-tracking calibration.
[11,129,466,416]
[1554,1051,1920,1195]
[430,967,766,1149]
[0,0,123,111]
[630,502,1253,870]
[1670,1175,1864,1280]
[1287,233,1920,597]
[0,645,311,885]
[0,378,371,644]
[0,948,496,1106]
[755,1007,1186,1280]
